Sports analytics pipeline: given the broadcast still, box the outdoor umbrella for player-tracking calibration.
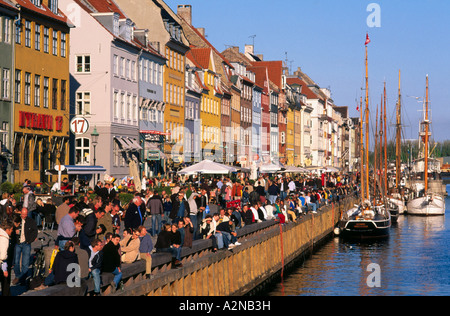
[177,159,238,175]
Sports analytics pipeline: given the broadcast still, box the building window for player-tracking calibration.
[52,30,58,55]
[75,137,90,165]
[52,79,58,109]
[49,0,58,15]
[33,138,40,170]
[3,17,11,43]
[76,55,90,73]
[15,70,21,103]
[43,77,49,108]
[131,61,136,81]
[24,72,31,105]
[75,91,90,115]
[43,27,49,53]
[113,55,118,76]
[25,20,31,47]
[15,20,21,44]
[120,57,125,77]
[60,32,66,57]
[2,69,10,100]
[113,91,118,118]
[60,80,66,110]
[35,23,41,51]
[34,74,40,107]
[23,138,30,171]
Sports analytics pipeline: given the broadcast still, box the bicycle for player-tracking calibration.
[30,232,55,280]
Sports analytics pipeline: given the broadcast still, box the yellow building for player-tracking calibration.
[163,44,187,163]
[188,47,222,160]
[286,107,295,166]
[13,0,71,184]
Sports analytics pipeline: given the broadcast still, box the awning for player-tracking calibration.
[115,137,132,151]
[45,165,106,175]
[126,138,143,150]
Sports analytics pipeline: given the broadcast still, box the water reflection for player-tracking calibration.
[266,198,450,296]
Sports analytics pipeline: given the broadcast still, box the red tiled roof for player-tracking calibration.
[190,47,211,70]
[247,66,268,93]
[251,61,283,88]
[15,0,70,24]
[178,15,234,69]
[76,0,126,18]
[286,77,321,100]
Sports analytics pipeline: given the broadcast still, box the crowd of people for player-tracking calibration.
[0,172,358,296]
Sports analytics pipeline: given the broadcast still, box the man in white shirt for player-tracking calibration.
[250,204,260,223]
[288,179,296,193]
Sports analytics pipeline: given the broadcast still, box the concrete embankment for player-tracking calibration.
[23,196,357,297]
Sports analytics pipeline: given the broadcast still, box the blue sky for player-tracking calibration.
[164,0,450,142]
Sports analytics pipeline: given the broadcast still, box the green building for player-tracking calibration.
[0,0,17,183]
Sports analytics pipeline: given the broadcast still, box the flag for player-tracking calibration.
[365,33,371,46]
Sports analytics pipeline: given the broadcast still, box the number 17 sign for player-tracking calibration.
[70,117,90,135]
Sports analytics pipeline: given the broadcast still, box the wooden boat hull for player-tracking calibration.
[406,195,445,216]
[389,197,406,214]
[339,209,391,240]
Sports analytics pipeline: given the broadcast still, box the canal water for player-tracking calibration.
[265,190,450,296]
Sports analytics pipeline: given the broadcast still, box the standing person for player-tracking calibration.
[110,201,122,234]
[55,196,71,225]
[22,186,36,219]
[84,209,106,242]
[137,226,153,279]
[97,201,113,240]
[101,234,122,291]
[147,191,164,237]
[87,239,103,296]
[187,191,199,240]
[182,217,194,248]
[0,220,13,296]
[268,181,280,204]
[124,196,145,230]
[163,195,172,225]
[56,206,81,249]
[13,208,38,285]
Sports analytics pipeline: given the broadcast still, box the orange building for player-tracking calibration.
[13,0,71,183]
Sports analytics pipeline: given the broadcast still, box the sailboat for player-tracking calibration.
[406,76,445,216]
[339,35,391,239]
[388,71,407,215]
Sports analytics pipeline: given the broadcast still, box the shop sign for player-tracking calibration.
[19,111,63,132]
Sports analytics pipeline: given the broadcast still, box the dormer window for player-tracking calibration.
[49,0,58,15]
[31,0,42,7]
[113,15,119,36]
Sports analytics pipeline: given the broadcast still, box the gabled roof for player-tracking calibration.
[247,66,267,91]
[286,77,322,101]
[14,0,71,25]
[221,47,253,67]
[251,61,283,89]
[190,47,212,70]
[75,0,126,18]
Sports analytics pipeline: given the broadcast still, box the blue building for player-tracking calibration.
[136,31,167,177]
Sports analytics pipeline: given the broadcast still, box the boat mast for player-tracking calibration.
[375,104,379,199]
[360,96,365,202]
[383,82,388,195]
[396,70,402,189]
[379,96,383,197]
[424,75,429,194]
[365,45,370,199]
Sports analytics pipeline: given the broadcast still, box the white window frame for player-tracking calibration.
[75,91,91,115]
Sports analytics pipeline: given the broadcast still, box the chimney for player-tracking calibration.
[177,4,192,25]
[257,54,264,61]
[245,44,254,55]
[196,27,205,37]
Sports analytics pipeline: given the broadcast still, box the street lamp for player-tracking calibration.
[91,126,99,182]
